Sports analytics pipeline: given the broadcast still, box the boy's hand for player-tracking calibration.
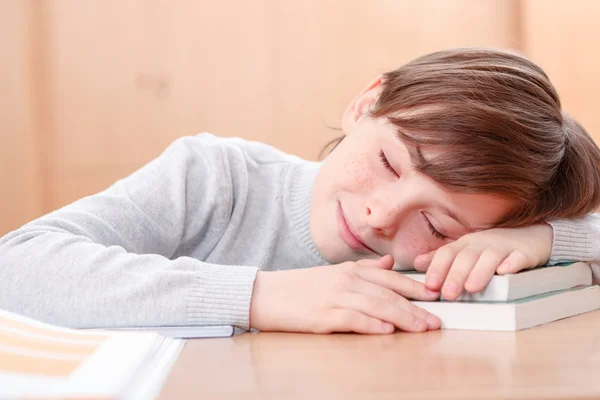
[249,255,441,334]
[413,223,554,301]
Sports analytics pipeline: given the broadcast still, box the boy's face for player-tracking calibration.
[310,79,514,268]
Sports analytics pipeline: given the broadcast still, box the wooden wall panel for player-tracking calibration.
[522,0,600,143]
[0,1,41,235]
[152,0,274,147]
[41,1,160,168]
[42,0,273,168]
[39,0,274,211]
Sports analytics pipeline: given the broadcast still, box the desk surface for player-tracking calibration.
[158,310,600,400]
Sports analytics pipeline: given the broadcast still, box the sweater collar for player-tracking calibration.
[287,160,329,266]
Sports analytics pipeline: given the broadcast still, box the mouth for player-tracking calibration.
[337,201,378,255]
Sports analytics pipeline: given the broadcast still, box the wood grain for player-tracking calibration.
[159,310,600,400]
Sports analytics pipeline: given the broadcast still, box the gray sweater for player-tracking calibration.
[1,134,599,329]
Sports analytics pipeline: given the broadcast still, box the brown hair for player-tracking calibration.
[325,47,600,226]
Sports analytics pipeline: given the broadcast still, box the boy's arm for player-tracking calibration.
[0,135,258,330]
[547,215,600,263]
[548,215,600,284]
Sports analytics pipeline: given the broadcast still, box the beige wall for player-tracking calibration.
[0,1,41,234]
[1,0,598,235]
[522,0,600,148]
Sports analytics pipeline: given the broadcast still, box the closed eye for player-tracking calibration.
[421,212,448,241]
[379,149,399,177]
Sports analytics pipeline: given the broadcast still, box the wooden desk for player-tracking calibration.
[159,310,600,400]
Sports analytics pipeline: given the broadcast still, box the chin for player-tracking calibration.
[316,242,358,265]
[320,246,349,264]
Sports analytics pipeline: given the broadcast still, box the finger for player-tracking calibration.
[413,252,434,272]
[425,244,462,291]
[329,309,395,335]
[356,254,394,270]
[464,249,508,293]
[355,257,381,268]
[372,254,395,270]
[496,251,530,275]
[341,292,430,333]
[356,267,440,301]
[350,278,440,330]
[442,249,481,301]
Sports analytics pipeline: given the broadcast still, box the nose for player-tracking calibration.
[365,197,402,237]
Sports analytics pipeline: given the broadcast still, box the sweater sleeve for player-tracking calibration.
[0,135,258,329]
[547,215,600,284]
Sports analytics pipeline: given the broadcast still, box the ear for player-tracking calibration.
[341,76,383,135]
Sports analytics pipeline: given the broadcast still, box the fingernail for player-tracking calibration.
[426,288,439,296]
[426,314,440,329]
[414,318,427,330]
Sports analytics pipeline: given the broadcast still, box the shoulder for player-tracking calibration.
[157,132,306,189]
[174,133,304,166]
[160,133,306,184]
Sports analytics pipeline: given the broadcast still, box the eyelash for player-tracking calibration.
[379,149,399,177]
[425,217,447,240]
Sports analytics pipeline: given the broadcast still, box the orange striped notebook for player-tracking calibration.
[0,309,183,399]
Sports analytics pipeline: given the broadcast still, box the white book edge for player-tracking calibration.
[507,262,591,300]
[121,338,185,400]
[401,262,592,301]
[413,285,600,331]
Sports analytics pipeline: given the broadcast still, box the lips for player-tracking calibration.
[337,202,378,255]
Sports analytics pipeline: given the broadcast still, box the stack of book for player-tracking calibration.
[402,262,600,331]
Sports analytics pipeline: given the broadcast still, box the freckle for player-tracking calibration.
[408,236,430,254]
[345,154,373,190]
[410,238,419,251]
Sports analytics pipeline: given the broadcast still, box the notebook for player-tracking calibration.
[413,285,600,331]
[0,309,184,399]
[401,262,592,301]
[97,324,235,338]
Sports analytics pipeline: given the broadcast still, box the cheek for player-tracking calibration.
[398,235,436,258]
[343,154,375,191]
[392,219,439,265]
